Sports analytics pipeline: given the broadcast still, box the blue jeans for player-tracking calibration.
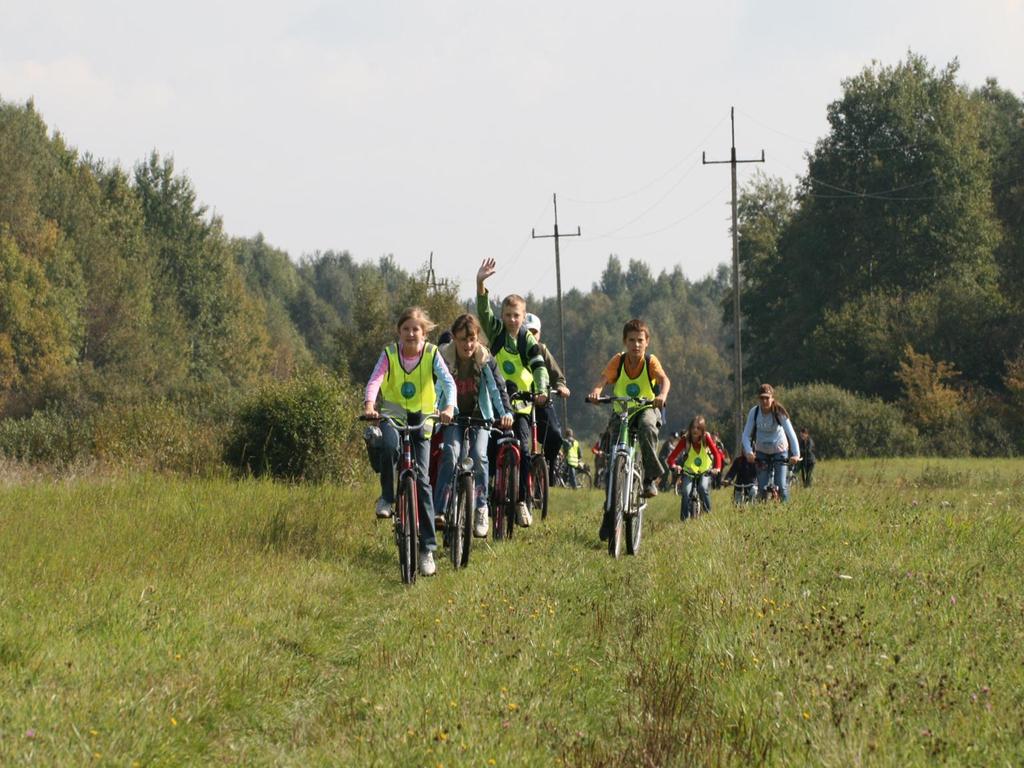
[433,424,490,516]
[681,472,711,519]
[567,464,578,488]
[380,422,436,552]
[733,484,756,504]
[755,450,790,502]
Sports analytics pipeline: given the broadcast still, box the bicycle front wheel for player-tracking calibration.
[625,464,644,555]
[608,455,628,558]
[531,456,549,520]
[456,474,473,568]
[397,475,418,584]
[577,469,593,491]
[492,450,518,541]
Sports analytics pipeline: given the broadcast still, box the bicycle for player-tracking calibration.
[755,454,800,502]
[677,468,714,520]
[586,395,653,558]
[359,411,438,584]
[438,415,491,569]
[511,391,549,521]
[729,481,757,505]
[552,453,593,490]
[490,426,520,541]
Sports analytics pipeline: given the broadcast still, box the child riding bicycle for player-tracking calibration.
[741,383,801,502]
[587,318,671,539]
[476,258,550,528]
[363,307,456,577]
[433,313,514,539]
[666,415,723,520]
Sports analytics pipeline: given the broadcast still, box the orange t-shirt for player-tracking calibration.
[600,353,665,385]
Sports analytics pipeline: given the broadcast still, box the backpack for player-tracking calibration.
[748,405,781,445]
[490,326,533,370]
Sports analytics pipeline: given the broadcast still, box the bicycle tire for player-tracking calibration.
[457,473,473,568]
[576,469,593,491]
[531,455,549,520]
[493,449,518,541]
[608,455,627,558]
[626,464,644,555]
[397,474,418,584]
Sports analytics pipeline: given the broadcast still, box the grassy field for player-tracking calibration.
[1,459,1023,766]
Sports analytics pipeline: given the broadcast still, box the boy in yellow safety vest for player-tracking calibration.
[587,319,671,540]
[563,428,583,488]
[476,258,550,527]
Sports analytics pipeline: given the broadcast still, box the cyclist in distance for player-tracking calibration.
[741,383,801,502]
[433,313,514,538]
[523,312,571,486]
[587,318,671,500]
[476,258,550,527]
[666,415,724,519]
[562,428,583,487]
[363,307,456,577]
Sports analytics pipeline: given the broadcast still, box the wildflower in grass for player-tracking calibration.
[802,711,810,720]
[508,702,519,712]
[171,717,178,726]
[25,729,36,739]
[90,729,99,736]
[488,760,497,766]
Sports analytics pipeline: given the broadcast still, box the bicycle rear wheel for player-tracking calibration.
[608,455,628,558]
[397,475,418,584]
[531,455,549,520]
[625,464,644,555]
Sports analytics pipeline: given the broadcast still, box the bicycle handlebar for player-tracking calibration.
[358,412,440,432]
[585,395,654,406]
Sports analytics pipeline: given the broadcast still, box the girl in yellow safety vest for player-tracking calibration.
[667,415,724,521]
[363,307,456,577]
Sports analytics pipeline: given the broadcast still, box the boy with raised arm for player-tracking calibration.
[587,319,671,539]
[476,258,550,527]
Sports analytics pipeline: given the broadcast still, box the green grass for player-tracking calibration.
[1,459,1023,766]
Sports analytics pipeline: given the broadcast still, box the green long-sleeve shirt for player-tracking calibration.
[477,292,550,393]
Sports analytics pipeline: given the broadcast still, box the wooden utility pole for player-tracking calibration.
[532,193,580,429]
[703,108,764,451]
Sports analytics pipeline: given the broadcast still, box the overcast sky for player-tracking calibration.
[3,1,1022,298]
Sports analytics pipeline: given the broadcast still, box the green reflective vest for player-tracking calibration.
[612,353,656,413]
[380,343,437,419]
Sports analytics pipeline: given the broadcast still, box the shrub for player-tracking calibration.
[91,401,224,475]
[223,372,364,482]
[776,382,919,458]
[0,407,91,465]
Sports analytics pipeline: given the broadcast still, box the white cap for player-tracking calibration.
[524,313,541,332]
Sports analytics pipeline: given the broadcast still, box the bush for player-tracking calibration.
[224,373,364,482]
[91,401,224,475]
[776,382,919,458]
[0,407,91,465]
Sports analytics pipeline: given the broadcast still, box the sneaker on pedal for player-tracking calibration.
[474,506,490,538]
[516,501,532,527]
[434,514,446,529]
[642,481,659,498]
[419,550,436,576]
[375,497,393,519]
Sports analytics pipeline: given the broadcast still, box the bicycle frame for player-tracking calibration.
[588,396,651,517]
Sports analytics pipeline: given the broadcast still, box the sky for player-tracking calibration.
[2,0,1022,298]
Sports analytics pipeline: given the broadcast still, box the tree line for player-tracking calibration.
[1,50,1021,468]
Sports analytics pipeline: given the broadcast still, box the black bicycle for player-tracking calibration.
[511,391,549,521]
[439,415,491,569]
[552,453,593,490]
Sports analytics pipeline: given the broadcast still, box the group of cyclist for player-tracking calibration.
[362,257,806,576]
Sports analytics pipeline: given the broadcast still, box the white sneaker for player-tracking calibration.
[375,497,393,519]
[419,550,436,576]
[474,506,490,538]
[516,501,532,527]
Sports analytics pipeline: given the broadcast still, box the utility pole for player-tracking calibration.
[423,251,449,294]
[703,108,764,451]
[532,193,580,430]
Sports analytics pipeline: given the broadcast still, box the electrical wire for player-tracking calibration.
[587,184,730,241]
[562,114,729,205]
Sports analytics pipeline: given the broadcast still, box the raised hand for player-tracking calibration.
[476,258,497,292]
